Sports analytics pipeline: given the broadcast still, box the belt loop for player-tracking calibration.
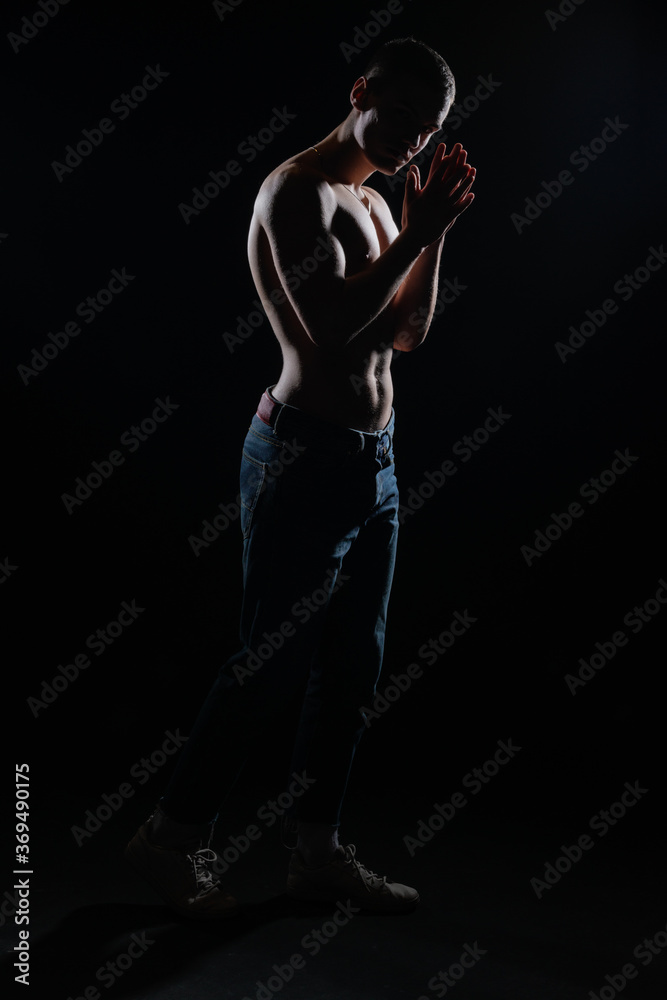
[272,401,284,438]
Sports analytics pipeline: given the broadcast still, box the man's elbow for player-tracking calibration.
[392,305,429,351]
[393,328,420,352]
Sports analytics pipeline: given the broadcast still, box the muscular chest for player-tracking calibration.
[331,191,397,276]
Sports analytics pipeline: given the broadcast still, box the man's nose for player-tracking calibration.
[402,130,423,151]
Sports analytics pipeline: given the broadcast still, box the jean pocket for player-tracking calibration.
[240,451,269,539]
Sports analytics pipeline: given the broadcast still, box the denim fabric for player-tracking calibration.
[160,387,399,826]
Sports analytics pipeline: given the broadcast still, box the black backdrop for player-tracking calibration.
[4,0,666,961]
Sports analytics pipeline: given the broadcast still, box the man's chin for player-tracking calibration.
[372,154,408,176]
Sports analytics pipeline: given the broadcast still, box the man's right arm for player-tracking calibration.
[258,168,425,351]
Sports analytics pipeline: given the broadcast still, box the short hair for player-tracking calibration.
[363,37,456,108]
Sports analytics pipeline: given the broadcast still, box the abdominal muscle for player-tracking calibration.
[248,214,396,434]
[272,352,393,433]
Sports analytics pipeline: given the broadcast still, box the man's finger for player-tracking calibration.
[443,162,475,188]
[450,172,475,200]
[432,142,447,169]
[452,177,476,205]
[432,141,457,171]
[436,143,466,180]
[426,144,446,184]
[408,163,421,194]
[457,174,475,196]
[456,191,475,211]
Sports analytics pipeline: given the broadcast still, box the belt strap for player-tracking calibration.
[256,391,275,426]
[255,390,391,454]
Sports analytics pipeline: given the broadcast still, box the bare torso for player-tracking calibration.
[247,147,401,432]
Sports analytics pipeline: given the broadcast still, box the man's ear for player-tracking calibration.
[350,76,370,111]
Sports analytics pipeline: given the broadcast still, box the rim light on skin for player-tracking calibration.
[308,72,451,202]
[310,144,372,215]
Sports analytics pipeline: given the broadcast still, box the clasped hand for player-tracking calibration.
[401,142,476,247]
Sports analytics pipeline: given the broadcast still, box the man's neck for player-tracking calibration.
[313,113,376,190]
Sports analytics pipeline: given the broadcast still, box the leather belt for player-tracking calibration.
[256,391,276,427]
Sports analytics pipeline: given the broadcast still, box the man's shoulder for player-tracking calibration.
[255,152,335,215]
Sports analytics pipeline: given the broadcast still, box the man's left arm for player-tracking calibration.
[390,235,445,352]
[386,142,476,351]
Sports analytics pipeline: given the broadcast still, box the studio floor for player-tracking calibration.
[4,781,664,1000]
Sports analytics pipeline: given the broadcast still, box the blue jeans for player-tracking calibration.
[161,387,399,826]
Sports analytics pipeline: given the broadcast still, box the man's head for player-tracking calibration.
[349,38,456,174]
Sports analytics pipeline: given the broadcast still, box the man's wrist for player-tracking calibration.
[396,225,428,258]
[424,232,446,254]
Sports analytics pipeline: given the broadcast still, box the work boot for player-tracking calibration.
[287,843,419,913]
[124,805,240,919]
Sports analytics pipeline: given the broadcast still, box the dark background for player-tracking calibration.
[3,0,666,995]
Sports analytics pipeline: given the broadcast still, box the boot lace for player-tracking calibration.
[342,844,388,892]
[188,848,220,896]
[281,813,299,851]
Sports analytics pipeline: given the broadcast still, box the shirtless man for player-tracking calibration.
[125,37,475,919]
[248,48,475,433]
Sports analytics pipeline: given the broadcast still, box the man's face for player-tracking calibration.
[352,74,450,174]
